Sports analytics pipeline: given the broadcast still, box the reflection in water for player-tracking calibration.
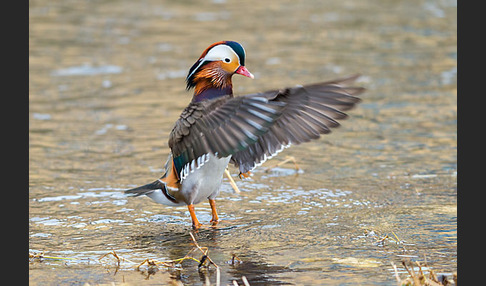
[127,229,294,285]
[30,0,456,284]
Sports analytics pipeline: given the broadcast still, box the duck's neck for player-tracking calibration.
[192,81,233,102]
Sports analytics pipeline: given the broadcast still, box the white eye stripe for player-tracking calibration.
[186,44,240,81]
[204,45,240,64]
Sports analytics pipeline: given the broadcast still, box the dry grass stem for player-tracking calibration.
[189,231,219,268]
[95,232,219,271]
[30,251,78,262]
[32,233,249,284]
[394,260,455,286]
[391,262,401,283]
[225,168,241,194]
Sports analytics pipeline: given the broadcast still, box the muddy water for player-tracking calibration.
[30,0,456,284]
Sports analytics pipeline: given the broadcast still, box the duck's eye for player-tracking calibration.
[224,58,231,63]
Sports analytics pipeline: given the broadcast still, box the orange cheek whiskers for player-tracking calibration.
[194,66,232,92]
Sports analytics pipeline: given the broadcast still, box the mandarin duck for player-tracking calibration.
[125,41,364,229]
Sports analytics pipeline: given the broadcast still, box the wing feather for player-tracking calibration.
[230,74,364,174]
[168,95,284,180]
[169,75,364,180]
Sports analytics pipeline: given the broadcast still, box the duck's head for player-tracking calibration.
[186,41,254,98]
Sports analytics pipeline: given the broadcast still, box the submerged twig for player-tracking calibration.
[99,250,137,266]
[263,156,300,172]
[376,234,389,246]
[230,254,243,265]
[390,231,401,244]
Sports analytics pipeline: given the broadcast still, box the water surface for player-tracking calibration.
[30,0,456,284]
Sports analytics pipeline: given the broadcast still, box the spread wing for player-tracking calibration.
[168,95,285,180]
[230,74,364,174]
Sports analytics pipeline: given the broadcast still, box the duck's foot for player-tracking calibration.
[208,199,220,227]
[188,204,202,230]
[210,219,220,227]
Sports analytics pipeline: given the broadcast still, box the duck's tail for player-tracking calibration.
[124,179,165,197]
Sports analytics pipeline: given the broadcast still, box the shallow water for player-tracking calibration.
[30,0,456,284]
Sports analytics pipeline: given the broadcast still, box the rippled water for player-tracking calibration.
[30,0,456,285]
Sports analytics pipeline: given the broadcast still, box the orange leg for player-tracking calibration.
[187,204,202,230]
[208,199,220,226]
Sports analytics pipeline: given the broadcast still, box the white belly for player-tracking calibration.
[179,154,231,205]
[146,189,184,206]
